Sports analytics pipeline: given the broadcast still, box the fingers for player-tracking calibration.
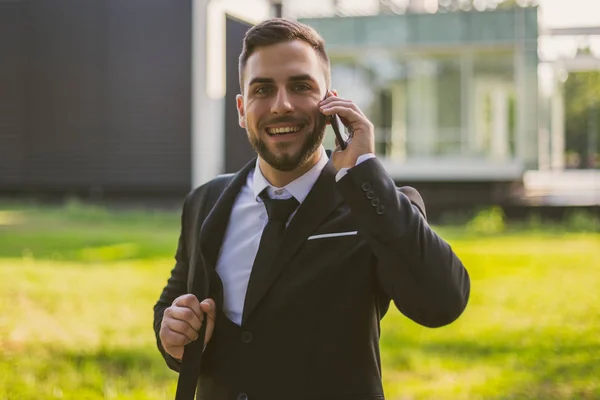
[161,295,205,356]
[320,105,363,127]
[319,92,366,116]
[320,98,360,113]
[200,298,216,320]
[320,91,376,169]
[165,306,202,332]
[160,325,190,346]
[159,329,186,360]
[320,92,367,128]
[172,294,202,320]
[160,296,217,361]
[200,299,216,346]
[162,317,199,342]
[161,296,217,356]
[159,317,194,360]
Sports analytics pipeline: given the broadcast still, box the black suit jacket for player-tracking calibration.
[154,156,470,400]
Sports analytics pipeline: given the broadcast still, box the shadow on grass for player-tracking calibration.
[0,201,181,263]
[65,346,176,378]
[383,332,600,399]
[3,345,178,399]
[0,233,178,262]
[419,339,600,360]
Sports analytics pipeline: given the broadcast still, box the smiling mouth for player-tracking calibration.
[266,125,303,135]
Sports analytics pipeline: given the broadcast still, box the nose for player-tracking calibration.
[270,89,293,115]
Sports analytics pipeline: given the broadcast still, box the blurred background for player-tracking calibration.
[0,0,598,399]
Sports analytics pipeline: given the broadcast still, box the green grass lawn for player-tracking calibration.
[1,202,599,399]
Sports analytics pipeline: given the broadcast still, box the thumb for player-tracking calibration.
[200,299,215,317]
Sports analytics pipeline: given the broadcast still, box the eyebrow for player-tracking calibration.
[248,74,317,86]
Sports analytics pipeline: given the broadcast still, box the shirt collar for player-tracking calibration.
[252,146,329,204]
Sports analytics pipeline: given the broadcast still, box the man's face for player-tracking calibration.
[237,40,328,171]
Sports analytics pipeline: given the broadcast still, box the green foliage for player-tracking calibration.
[496,0,538,9]
[564,70,600,168]
[441,207,599,236]
[466,206,506,235]
[518,209,600,233]
[438,0,538,12]
[564,210,599,232]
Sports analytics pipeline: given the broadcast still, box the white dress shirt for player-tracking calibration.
[215,147,374,325]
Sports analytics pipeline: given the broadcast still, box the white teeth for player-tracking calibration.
[267,126,301,135]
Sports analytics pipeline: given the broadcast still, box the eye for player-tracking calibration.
[293,83,311,91]
[254,86,273,95]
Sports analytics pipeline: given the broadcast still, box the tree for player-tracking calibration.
[437,0,537,12]
[564,69,600,168]
[496,0,538,9]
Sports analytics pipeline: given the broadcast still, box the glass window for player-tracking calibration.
[471,51,516,160]
[329,49,517,162]
[329,57,402,155]
[405,57,463,158]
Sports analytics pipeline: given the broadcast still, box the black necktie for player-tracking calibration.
[243,192,299,320]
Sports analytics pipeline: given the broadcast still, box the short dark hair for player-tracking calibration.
[238,18,331,92]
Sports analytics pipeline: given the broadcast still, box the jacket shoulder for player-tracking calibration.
[183,173,235,213]
[397,186,427,219]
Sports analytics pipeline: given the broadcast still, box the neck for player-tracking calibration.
[259,149,321,188]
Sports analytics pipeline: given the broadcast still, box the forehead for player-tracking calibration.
[243,40,326,86]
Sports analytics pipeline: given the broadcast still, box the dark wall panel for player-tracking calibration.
[25,0,105,186]
[225,14,254,173]
[0,1,26,184]
[0,0,192,195]
[105,0,191,190]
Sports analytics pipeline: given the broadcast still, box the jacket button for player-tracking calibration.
[376,205,385,215]
[371,198,381,207]
[361,182,371,191]
[241,331,253,344]
[366,190,376,199]
[237,393,248,400]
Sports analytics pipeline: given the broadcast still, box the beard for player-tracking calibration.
[247,114,326,172]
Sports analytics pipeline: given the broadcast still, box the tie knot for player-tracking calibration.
[260,192,299,223]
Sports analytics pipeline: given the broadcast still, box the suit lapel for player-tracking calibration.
[198,158,256,272]
[242,160,343,324]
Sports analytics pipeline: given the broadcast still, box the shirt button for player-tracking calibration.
[241,331,253,344]
[361,182,372,192]
[237,393,249,400]
[274,189,283,195]
[376,205,385,215]
[371,198,381,207]
[366,190,376,199]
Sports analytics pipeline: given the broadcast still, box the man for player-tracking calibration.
[154,18,470,400]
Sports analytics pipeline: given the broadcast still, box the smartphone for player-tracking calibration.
[329,113,349,150]
[323,93,350,150]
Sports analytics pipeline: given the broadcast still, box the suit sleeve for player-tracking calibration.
[335,157,470,328]
[152,192,193,372]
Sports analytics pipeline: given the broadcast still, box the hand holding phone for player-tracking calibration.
[320,90,375,171]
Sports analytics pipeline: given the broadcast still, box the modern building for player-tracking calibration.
[300,8,540,187]
[2,0,592,210]
[201,0,544,206]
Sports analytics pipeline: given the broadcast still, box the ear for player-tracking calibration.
[236,94,246,128]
